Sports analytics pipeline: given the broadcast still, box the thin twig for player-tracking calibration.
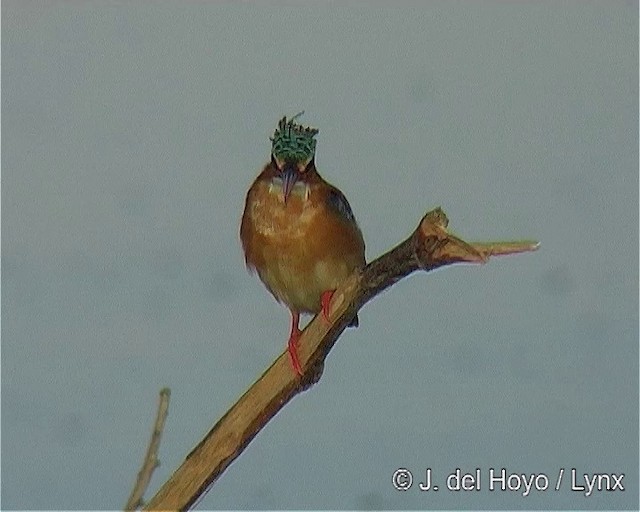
[126,388,171,511]
[143,208,538,511]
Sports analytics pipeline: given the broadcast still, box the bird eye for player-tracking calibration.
[301,158,314,174]
[271,154,286,172]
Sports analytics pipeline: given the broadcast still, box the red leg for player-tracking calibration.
[320,290,335,323]
[287,310,303,376]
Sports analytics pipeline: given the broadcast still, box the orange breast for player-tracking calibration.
[241,177,365,314]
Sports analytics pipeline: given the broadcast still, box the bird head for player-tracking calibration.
[270,112,319,203]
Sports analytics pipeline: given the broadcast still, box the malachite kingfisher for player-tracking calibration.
[240,113,366,375]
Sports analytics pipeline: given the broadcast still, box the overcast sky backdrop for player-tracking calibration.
[3,1,638,510]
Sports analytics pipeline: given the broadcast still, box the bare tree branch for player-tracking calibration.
[126,388,171,511]
[143,208,538,511]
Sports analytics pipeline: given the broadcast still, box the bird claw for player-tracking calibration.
[287,329,303,376]
[320,290,335,323]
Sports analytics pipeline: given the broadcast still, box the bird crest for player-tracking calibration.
[270,111,319,163]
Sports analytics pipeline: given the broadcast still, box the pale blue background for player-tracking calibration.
[3,1,638,510]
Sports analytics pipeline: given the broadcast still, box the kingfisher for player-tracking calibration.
[240,113,366,375]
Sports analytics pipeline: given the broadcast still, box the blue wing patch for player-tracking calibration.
[327,188,357,225]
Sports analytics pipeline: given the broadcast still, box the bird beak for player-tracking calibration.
[281,163,298,204]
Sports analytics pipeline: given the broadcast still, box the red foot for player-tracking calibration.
[287,329,303,376]
[320,290,336,323]
[287,311,303,376]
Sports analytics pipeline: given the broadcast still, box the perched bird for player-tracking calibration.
[240,113,366,375]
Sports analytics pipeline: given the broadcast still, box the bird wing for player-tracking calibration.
[326,187,358,226]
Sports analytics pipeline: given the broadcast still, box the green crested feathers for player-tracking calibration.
[270,112,319,162]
